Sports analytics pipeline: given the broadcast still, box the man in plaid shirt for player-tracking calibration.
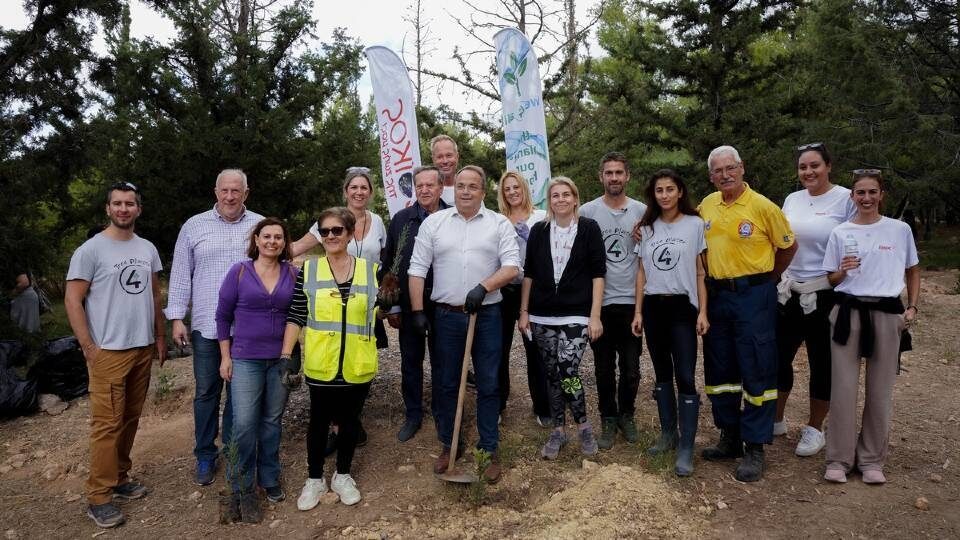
[164,169,263,486]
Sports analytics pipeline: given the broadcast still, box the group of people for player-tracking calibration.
[63,137,919,529]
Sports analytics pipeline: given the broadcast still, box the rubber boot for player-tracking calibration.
[597,417,618,450]
[701,428,743,461]
[735,443,765,482]
[647,383,678,455]
[675,393,699,477]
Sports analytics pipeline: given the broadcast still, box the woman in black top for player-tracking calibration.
[519,177,606,460]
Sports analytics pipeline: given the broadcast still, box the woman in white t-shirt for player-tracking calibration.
[629,169,708,477]
[774,143,857,458]
[497,171,550,423]
[821,170,920,485]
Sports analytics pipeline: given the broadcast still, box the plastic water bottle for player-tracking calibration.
[843,234,860,276]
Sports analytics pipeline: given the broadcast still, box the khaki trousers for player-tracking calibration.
[86,346,153,504]
[827,305,904,473]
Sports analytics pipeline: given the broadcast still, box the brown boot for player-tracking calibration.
[483,453,502,484]
[433,444,464,474]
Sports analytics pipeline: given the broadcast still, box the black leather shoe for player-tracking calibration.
[735,443,765,482]
[701,429,743,461]
[397,418,422,442]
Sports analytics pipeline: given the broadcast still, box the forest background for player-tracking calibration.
[2,0,958,309]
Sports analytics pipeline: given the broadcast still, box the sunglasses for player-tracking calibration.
[346,166,371,175]
[796,142,825,153]
[317,226,346,237]
[852,168,882,176]
[110,181,139,192]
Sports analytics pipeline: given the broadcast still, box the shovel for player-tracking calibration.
[438,312,478,484]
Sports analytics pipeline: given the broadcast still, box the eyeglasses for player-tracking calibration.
[852,169,882,176]
[346,166,371,175]
[709,164,741,178]
[317,226,346,237]
[110,181,139,192]
[796,142,825,153]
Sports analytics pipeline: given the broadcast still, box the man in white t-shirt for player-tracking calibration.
[65,182,166,529]
[579,151,647,450]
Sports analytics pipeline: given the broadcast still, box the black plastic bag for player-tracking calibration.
[0,340,38,418]
[28,336,89,400]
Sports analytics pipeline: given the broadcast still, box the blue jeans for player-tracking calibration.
[227,358,289,494]
[399,304,438,424]
[433,304,501,453]
[192,331,232,461]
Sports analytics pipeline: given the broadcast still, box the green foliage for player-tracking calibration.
[154,368,176,402]
[469,447,492,506]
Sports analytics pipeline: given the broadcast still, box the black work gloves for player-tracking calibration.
[464,283,488,314]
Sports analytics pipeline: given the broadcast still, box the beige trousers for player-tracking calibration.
[826,305,904,472]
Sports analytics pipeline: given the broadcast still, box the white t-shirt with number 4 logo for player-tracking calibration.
[636,214,707,310]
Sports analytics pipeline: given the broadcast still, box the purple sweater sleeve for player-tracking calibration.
[215,262,243,342]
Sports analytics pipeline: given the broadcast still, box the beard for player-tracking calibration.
[109,216,135,229]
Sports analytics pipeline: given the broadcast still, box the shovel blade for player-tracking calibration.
[437,468,477,483]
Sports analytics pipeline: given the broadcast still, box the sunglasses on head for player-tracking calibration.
[110,181,139,192]
[852,168,882,176]
[346,166,371,175]
[796,142,825,153]
[317,226,346,237]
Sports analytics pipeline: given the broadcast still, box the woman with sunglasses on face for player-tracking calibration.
[519,177,605,459]
[497,171,550,425]
[630,170,708,477]
[216,217,297,522]
[291,168,385,451]
[821,170,919,485]
[282,207,380,509]
[774,143,857,457]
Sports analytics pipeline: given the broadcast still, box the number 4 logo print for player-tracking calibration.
[119,266,147,295]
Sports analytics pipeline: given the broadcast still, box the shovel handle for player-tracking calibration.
[448,312,477,473]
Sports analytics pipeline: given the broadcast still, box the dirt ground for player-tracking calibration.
[1,271,958,539]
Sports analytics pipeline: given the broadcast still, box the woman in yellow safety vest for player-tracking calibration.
[280,207,379,511]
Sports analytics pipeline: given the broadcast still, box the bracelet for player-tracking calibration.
[519,308,528,313]
[907,305,918,312]
[279,353,292,360]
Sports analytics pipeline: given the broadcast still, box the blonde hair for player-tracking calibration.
[496,171,534,215]
[544,176,581,222]
[429,134,459,154]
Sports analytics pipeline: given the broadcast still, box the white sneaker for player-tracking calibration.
[331,472,362,506]
[773,419,787,436]
[296,478,327,511]
[795,425,826,457]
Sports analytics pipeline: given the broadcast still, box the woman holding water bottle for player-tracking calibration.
[821,169,920,484]
[774,143,856,457]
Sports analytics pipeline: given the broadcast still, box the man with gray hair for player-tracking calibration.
[379,165,449,442]
[165,169,264,486]
[697,146,796,482]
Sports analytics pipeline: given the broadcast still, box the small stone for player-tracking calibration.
[269,520,281,529]
[915,496,929,511]
[74,464,89,475]
[42,465,63,481]
[38,394,68,415]
[7,454,27,464]
[5,529,18,540]
[397,464,415,473]
[10,459,25,469]
[0,465,11,474]
[65,493,82,502]
[321,492,339,504]
[716,501,728,510]
[407,504,417,511]
[31,450,47,459]
[187,491,202,501]
[929,473,943,483]
[581,459,600,470]
[341,526,355,536]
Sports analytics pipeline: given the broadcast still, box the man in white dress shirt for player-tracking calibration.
[408,165,520,483]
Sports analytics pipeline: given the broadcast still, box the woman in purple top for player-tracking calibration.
[216,217,297,523]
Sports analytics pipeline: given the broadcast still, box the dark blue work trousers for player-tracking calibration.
[703,279,778,444]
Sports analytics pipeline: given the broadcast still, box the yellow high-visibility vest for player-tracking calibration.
[301,256,378,384]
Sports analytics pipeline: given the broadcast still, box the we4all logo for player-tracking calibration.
[502,51,528,96]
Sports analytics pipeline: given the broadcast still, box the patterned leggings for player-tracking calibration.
[531,323,589,425]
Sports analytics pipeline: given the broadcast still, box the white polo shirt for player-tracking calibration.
[408,204,520,305]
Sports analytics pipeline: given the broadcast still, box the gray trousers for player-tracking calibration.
[826,304,905,472]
